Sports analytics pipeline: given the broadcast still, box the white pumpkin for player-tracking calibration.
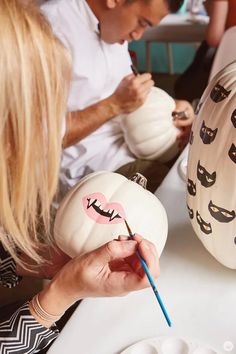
[120,87,180,162]
[187,61,236,269]
[54,171,168,258]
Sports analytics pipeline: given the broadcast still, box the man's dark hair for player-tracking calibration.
[166,0,184,13]
[126,0,184,13]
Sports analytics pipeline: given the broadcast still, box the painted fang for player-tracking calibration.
[82,192,126,224]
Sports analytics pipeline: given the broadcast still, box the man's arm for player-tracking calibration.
[63,72,154,148]
[205,0,228,48]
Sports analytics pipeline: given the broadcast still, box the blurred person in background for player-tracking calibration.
[205,0,236,47]
[175,0,236,102]
[42,0,194,195]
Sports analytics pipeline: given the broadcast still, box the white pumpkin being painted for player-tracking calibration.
[187,61,236,269]
[120,87,180,162]
[54,171,168,258]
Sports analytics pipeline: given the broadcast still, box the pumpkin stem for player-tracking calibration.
[129,173,147,189]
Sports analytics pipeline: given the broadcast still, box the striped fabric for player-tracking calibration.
[0,243,59,353]
[0,243,21,288]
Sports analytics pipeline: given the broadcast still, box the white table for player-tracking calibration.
[48,147,236,354]
[142,13,209,73]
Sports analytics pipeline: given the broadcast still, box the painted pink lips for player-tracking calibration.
[82,192,126,224]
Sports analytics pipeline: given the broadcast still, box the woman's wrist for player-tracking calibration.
[29,293,63,329]
[41,282,72,314]
[29,279,76,328]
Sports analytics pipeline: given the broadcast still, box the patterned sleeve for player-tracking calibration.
[0,243,59,353]
[0,302,59,353]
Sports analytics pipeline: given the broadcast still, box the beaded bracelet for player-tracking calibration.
[30,294,64,323]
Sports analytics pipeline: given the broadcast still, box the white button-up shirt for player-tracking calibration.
[41,0,135,188]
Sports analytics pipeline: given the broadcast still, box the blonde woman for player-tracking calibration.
[0,1,160,352]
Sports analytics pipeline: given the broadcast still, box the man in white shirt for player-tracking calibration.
[42,0,191,193]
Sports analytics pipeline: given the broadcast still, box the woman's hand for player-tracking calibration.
[172,99,195,150]
[39,235,160,318]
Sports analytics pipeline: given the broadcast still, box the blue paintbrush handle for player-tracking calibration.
[136,251,172,327]
[124,220,171,327]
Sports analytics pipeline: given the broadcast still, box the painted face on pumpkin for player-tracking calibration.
[83,192,126,224]
[231,109,236,128]
[187,205,194,219]
[208,200,236,223]
[197,161,216,188]
[210,83,231,103]
[196,211,212,235]
[228,143,236,163]
[200,121,218,144]
[54,171,168,259]
[187,178,196,196]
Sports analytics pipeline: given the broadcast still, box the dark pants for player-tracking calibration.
[115,158,171,193]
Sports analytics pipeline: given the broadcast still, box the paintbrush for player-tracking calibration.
[131,63,139,76]
[124,219,172,327]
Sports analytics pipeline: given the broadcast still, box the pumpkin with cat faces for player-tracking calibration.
[187,62,236,269]
[54,171,168,258]
[120,87,180,162]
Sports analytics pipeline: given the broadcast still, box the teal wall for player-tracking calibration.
[129,41,197,74]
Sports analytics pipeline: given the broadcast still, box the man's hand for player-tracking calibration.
[172,99,195,150]
[63,72,154,148]
[110,72,154,114]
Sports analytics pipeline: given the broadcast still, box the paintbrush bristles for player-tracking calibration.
[124,219,133,238]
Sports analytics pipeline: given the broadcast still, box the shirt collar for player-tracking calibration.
[75,0,100,34]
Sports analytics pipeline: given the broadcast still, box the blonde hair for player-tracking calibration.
[0,0,71,266]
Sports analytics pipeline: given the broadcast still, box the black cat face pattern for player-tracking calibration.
[187,179,196,196]
[228,143,236,163]
[208,200,236,223]
[200,121,218,144]
[196,211,212,235]
[231,109,236,128]
[187,205,194,219]
[197,161,216,188]
[210,83,231,103]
